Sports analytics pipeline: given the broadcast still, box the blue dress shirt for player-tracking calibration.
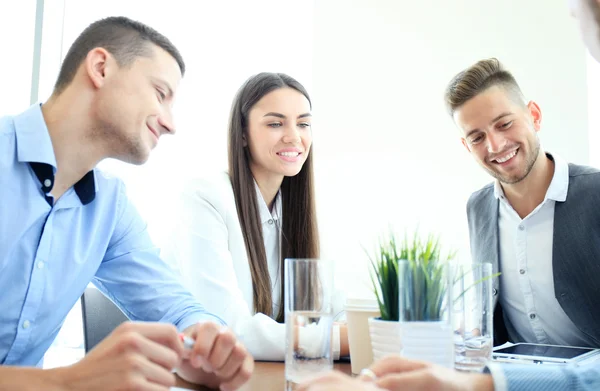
[0,104,223,366]
[488,361,600,390]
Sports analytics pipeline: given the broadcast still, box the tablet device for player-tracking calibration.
[492,343,600,365]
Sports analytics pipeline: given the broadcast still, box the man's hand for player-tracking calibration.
[365,355,494,391]
[55,321,183,391]
[297,371,385,391]
[177,322,254,391]
[298,355,494,391]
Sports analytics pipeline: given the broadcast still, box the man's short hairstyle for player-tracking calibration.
[54,16,185,94]
[444,58,525,116]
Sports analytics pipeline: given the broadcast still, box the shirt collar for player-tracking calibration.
[254,180,282,224]
[14,104,97,205]
[544,153,568,202]
[493,152,568,203]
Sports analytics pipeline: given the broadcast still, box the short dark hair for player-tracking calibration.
[444,58,524,116]
[54,16,185,94]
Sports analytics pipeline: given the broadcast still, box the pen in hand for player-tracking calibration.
[179,333,215,372]
[179,333,195,350]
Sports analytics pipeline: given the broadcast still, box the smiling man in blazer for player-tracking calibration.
[444,58,600,348]
[300,1,600,390]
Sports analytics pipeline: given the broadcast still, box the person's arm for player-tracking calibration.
[0,367,64,391]
[91,182,256,389]
[298,355,493,391]
[93,180,223,331]
[487,362,600,391]
[301,355,600,391]
[163,178,290,361]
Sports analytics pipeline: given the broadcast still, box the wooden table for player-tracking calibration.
[176,362,352,391]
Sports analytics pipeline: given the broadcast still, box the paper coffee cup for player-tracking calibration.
[345,298,380,374]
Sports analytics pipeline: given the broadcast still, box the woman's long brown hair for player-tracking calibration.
[227,73,319,322]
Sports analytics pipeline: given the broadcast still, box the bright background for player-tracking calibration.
[1,0,596,367]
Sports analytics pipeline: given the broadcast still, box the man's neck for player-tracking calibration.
[41,91,106,201]
[501,151,555,219]
[250,166,283,211]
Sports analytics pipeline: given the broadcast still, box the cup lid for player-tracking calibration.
[345,298,379,310]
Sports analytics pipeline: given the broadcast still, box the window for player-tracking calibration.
[0,1,36,116]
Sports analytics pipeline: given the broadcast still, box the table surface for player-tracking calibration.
[175,362,352,391]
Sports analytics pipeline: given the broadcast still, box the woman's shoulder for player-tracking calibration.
[181,171,235,211]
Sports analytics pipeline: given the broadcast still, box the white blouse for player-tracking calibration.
[163,172,342,361]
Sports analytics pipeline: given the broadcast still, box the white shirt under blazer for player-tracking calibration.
[163,172,342,361]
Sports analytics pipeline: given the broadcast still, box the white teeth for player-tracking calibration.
[495,150,517,163]
[279,152,300,157]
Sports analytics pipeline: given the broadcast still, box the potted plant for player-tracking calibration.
[367,230,457,364]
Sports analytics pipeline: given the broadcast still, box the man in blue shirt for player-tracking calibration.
[299,1,600,391]
[0,16,252,391]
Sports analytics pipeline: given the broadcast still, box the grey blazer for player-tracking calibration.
[467,162,600,347]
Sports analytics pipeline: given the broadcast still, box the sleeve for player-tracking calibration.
[93,181,224,332]
[486,362,600,391]
[162,180,289,361]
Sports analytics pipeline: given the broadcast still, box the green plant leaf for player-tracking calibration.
[367,229,457,321]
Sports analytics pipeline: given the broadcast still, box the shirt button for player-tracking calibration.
[43,179,52,188]
[22,320,31,329]
[493,288,498,296]
[268,219,274,225]
[37,261,44,269]
[530,313,536,320]
[518,225,525,231]
[519,269,526,275]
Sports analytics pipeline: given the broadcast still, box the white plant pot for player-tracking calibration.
[400,321,454,368]
[368,317,402,361]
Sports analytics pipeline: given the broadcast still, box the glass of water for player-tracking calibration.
[454,262,494,372]
[285,258,334,389]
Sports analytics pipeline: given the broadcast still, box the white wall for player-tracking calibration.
[39,0,590,299]
[10,0,590,364]
[0,1,36,116]
[47,0,315,246]
[312,0,589,298]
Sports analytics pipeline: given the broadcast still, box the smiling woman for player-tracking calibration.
[162,72,349,362]
[246,86,313,184]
